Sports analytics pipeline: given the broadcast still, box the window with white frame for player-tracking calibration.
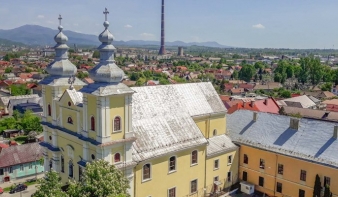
[20,165,23,171]
[169,156,176,172]
[168,187,176,197]
[114,153,121,163]
[29,163,32,169]
[213,129,217,136]
[214,159,219,170]
[191,179,197,194]
[227,171,232,182]
[228,155,233,164]
[191,150,198,165]
[113,116,121,132]
[143,163,151,181]
[69,160,74,178]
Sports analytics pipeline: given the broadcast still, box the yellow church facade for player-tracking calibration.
[39,11,238,197]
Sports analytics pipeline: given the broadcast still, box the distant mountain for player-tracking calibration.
[0,38,26,47]
[0,25,230,48]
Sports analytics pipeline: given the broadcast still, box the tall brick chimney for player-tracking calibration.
[158,0,166,55]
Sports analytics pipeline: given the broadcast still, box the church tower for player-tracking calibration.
[39,15,86,173]
[79,8,136,194]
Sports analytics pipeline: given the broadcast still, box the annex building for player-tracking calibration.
[39,11,238,197]
[227,110,338,197]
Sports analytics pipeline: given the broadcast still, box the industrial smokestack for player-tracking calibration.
[158,0,166,55]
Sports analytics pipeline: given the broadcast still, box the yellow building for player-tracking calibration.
[39,11,238,197]
[227,110,338,197]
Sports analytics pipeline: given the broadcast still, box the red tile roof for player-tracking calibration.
[0,142,43,168]
[227,102,259,114]
[226,98,280,114]
[0,143,9,148]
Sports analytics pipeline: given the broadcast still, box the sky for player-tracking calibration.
[0,0,338,49]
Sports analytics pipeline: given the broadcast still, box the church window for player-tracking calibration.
[61,155,64,173]
[67,117,73,124]
[114,153,121,163]
[113,116,121,131]
[143,163,151,181]
[48,104,51,116]
[90,116,95,131]
[69,160,73,178]
[91,154,95,160]
[68,101,71,106]
[213,129,217,136]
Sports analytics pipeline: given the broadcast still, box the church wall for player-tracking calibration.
[195,120,207,137]
[86,94,97,138]
[44,86,53,123]
[111,146,124,164]
[209,115,226,136]
[134,146,206,197]
[61,107,78,132]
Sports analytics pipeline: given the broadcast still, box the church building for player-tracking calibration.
[39,9,238,197]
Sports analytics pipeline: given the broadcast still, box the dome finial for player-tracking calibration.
[103,8,109,21]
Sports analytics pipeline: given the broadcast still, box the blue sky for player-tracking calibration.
[0,0,338,48]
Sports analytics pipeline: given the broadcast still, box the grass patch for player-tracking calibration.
[13,135,28,144]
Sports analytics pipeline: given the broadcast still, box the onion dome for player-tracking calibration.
[46,15,77,77]
[89,8,125,83]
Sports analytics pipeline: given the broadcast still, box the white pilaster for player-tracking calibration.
[96,97,110,143]
[52,152,60,172]
[59,107,63,127]
[52,129,58,147]
[43,149,49,171]
[41,86,47,121]
[124,96,129,134]
[82,142,89,161]
[105,97,110,137]
[96,147,103,160]
[77,111,81,135]
[82,95,88,137]
[126,168,134,197]
[43,126,48,143]
[128,95,133,133]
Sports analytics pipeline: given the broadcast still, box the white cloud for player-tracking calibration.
[140,33,154,37]
[46,20,55,24]
[252,24,265,29]
[37,15,44,19]
[73,23,79,26]
[124,24,132,28]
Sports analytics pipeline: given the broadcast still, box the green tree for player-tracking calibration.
[232,70,239,80]
[313,174,321,197]
[33,170,68,197]
[285,65,294,78]
[254,62,264,70]
[299,58,310,84]
[5,67,12,73]
[0,117,17,135]
[280,90,291,98]
[92,50,100,58]
[20,110,43,135]
[135,77,146,86]
[239,65,255,82]
[274,73,282,83]
[324,185,332,197]
[10,85,30,96]
[77,72,89,79]
[67,160,130,197]
[321,82,332,91]
[308,58,323,85]
[220,79,225,92]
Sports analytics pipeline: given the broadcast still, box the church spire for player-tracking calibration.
[89,8,125,83]
[45,14,77,77]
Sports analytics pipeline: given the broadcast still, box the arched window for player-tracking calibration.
[143,163,151,180]
[213,129,217,136]
[69,160,73,178]
[90,116,95,131]
[114,153,121,163]
[67,117,73,124]
[169,156,176,172]
[48,104,51,116]
[191,150,198,165]
[113,116,121,131]
[61,155,64,173]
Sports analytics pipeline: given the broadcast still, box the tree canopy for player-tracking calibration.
[10,85,30,96]
[0,110,42,135]
[239,65,256,82]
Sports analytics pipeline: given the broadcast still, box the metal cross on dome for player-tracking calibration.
[103,8,109,21]
[58,14,62,26]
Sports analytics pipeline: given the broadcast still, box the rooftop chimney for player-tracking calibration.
[334,126,338,139]
[264,99,268,105]
[250,101,255,108]
[290,118,300,130]
[253,112,258,121]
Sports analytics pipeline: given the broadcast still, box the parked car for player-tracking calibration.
[9,184,27,194]
[0,187,3,194]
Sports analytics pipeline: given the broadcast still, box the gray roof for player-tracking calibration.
[8,97,42,108]
[0,94,39,107]
[0,142,43,168]
[64,89,83,106]
[131,82,226,162]
[39,76,86,86]
[207,135,238,157]
[227,110,338,168]
[79,82,134,96]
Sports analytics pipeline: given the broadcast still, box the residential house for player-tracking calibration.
[253,82,282,92]
[7,96,42,116]
[322,99,338,112]
[281,106,338,122]
[277,95,317,109]
[2,129,23,138]
[332,85,338,96]
[0,94,39,115]
[226,98,280,114]
[227,110,338,197]
[0,143,44,182]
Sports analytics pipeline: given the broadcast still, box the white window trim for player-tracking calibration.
[113,152,122,164]
[214,159,219,170]
[142,163,152,182]
[191,150,198,166]
[228,155,233,165]
[168,156,177,174]
[190,179,198,194]
[112,116,122,133]
[167,187,176,197]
